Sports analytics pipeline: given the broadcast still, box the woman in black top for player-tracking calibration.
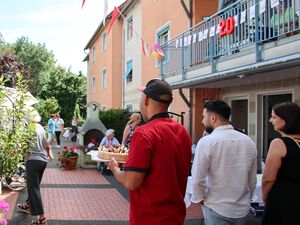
[262,102,300,225]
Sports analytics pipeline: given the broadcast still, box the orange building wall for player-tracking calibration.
[87,19,123,110]
[141,0,190,130]
[193,0,218,25]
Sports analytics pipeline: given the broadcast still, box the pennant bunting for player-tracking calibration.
[151,43,165,61]
[250,5,256,19]
[81,0,86,9]
[108,7,119,34]
[260,0,266,14]
[141,38,150,57]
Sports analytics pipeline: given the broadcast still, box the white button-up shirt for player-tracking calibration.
[191,125,257,218]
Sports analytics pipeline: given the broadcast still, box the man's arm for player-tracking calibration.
[108,158,145,191]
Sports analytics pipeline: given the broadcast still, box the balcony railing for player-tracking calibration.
[160,0,300,78]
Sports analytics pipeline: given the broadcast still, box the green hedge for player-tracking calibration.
[99,108,131,142]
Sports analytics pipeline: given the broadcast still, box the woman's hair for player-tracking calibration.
[129,113,141,124]
[273,102,300,134]
[106,129,115,137]
[25,107,41,123]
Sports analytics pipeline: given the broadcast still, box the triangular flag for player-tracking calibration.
[141,38,150,57]
[103,0,108,26]
[108,7,119,34]
[81,0,86,9]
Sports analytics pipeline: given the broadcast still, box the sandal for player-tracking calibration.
[17,203,31,214]
[31,217,48,225]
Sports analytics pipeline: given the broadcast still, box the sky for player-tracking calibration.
[0,0,125,74]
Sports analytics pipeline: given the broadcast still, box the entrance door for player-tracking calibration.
[262,94,292,160]
[231,99,248,134]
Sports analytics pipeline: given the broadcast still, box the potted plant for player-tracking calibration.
[58,146,79,170]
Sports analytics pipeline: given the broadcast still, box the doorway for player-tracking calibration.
[231,99,248,134]
[262,93,292,160]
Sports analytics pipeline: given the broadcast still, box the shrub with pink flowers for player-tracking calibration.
[0,199,9,225]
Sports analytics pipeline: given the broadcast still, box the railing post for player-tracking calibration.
[255,0,262,62]
[181,34,186,80]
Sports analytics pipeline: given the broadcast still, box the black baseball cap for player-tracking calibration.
[137,79,173,104]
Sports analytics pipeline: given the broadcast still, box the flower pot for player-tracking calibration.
[63,156,78,170]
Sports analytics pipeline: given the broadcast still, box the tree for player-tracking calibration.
[34,97,61,126]
[13,37,56,95]
[39,66,86,126]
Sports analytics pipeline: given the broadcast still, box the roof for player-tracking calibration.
[83,1,127,50]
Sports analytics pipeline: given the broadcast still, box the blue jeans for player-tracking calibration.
[203,206,247,225]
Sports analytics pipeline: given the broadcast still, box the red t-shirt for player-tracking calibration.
[124,115,192,225]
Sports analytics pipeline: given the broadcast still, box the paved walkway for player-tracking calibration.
[1,138,262,225]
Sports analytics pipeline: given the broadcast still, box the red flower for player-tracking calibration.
[63,146,68,149]
[57,151,60,155]
[58,158,61,161]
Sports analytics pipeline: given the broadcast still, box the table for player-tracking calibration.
[185,174,263,208]
[87,150,125,171]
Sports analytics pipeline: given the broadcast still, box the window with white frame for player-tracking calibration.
[127,16,133,41]
[124,60,133,83]
[92,45,96,63]
[102,69,107,89]
[156,24,170,64]
[92,76,96,94]
[102,32,107,52]
[102,105,107,112]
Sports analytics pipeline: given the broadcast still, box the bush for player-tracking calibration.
[99,108,131,142]
[33,97,61,126]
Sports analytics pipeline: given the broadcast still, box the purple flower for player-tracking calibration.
[0,200,9,213]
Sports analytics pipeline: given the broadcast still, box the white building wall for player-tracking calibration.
[123,1,142,111]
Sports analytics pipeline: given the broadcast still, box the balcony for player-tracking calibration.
[160,0,300,88]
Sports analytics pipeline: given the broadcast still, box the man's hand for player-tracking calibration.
[108,158,119,172]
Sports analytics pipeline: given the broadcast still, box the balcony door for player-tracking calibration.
[231,99,248,134]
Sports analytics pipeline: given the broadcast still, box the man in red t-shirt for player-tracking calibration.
[108,79,192,225]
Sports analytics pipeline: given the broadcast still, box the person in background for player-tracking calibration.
[262,102,300,225]
[108,79,191,225]
[54,114,64,148]
[17,107,52,225]
[100,129,120,147]
[47,114,55,146]
[191,100,257,225]
[121,113,141,148]
[70,116,78,142]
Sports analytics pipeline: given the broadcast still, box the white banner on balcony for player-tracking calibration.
[260,0,266,14]
[188,35,192,45]
[216,24,221,34]
[209,26,216,37]
[203,29,209,39]
[184,36,188,46]
[175,39,179,48]
[193,33,197,43]
[240,10,247,24]
[270,0,279,8]
[198,31,203,41]
[250,5,256,19]
[234,15,239,27]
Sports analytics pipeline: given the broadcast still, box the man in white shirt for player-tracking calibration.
[191,100,257,225]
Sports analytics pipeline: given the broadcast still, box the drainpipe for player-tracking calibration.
[180,0,193,136]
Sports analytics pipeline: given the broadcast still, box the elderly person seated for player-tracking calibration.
[100,129,120,147]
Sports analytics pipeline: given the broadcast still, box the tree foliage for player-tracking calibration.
[0,74,35,178]
[13,37,55,96]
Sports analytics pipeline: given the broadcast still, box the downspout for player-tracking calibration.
[180,0,193,136]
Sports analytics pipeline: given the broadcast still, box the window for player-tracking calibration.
[102,32,107,52]
[102,69,107,89]
[92,45,96,63]
[102,105,107,112]
[126,104,133,111]
[92,76,96,94]
[156,24,170,64]
[127,16,133,41]
[124,60,133,83]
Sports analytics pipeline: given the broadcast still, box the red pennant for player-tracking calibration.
[81,0,86,9]
[108,7,119,34]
